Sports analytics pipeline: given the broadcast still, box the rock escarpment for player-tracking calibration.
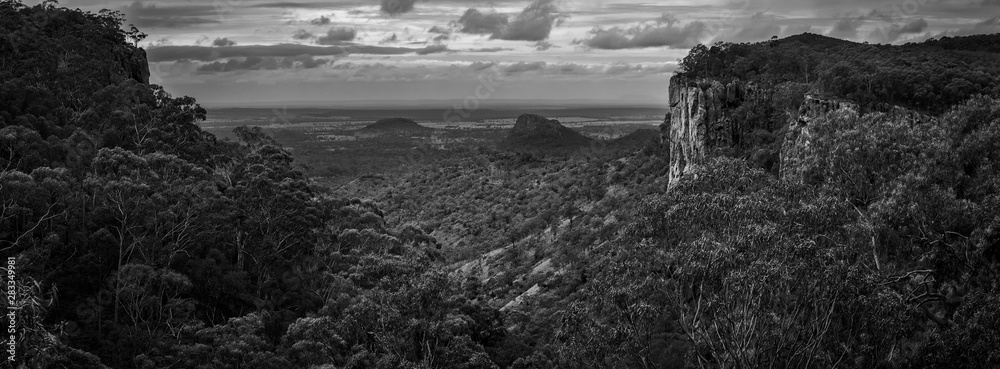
[127,48,151,85]
[664,75,765,186]
[664,74,936,187]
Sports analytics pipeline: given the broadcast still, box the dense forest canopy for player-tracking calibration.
[677,33,1000,114]
[2,1,1000,368]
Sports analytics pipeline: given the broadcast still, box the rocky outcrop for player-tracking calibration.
[665,76,765,186]
[504,113,591,149]
[127,48,150,85]
[663,74,939,187]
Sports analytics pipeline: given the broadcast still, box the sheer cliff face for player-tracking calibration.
[663,74,935,188]
[663,75,864,187]
[667,78,712,187]
[664,76,741,187]
[129,48,151,85]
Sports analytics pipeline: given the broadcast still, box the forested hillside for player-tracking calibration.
[1,2,509,368]
[3,1,1000,368]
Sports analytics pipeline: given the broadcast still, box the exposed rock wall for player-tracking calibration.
[665,76,757,186]
[664,74,938,188]
[127,48,151,85]
[667,77,718,186]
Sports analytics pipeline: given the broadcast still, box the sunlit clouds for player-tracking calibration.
[29,0,1000,105]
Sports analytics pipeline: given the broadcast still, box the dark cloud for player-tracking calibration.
[493,0,562,41]
[868,18,927,43]
[428,26,452,34]
[249,2,329,9]
[213,37,237,47]
[310,15,331,25]
[581,18,708,50]
[123,1,220,28]
[503,61,546,74]
[469,61,497,71]
[147,44,417,62]
[467,47,512,52]
[293,29,315,40]
[197,55,329,73]
[534,40,554,50]
[415,44,450,55]
[317,27,358,44]
[381,0,417,15]
[457,9,508,34]
[827,17,864,40]
[456,0,562,41]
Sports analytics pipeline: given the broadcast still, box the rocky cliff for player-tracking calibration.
[664,74,935,187]
[664,75,766,186]
[127,48,151,85]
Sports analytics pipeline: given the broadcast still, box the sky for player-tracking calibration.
[29,0,1000,107]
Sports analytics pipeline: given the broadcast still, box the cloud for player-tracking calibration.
[827,17,864,40]
[493,0,562,41]
[581,19,708,49]
[194,35,211,46]
[867,18,927,43]
[467,47,512,52]
[714,12,782,43]
[249,2,336,9]
[317,27,358,44]
[933,16,1000,37]
[293,29,315,40]
[534,41,554,50]
[146,44,417,62]
[310,15,331,25]
[415,45,450,55]
[782,24,813,37]
[213,37,237,47]
[197,55,329,72]
[503,61,547,74]
[457,9,508,34]
[428,26,452,34]
[381,0,417,15]
[123,1,220,28]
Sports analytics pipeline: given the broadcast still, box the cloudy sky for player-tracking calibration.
[30,0,1000,107]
